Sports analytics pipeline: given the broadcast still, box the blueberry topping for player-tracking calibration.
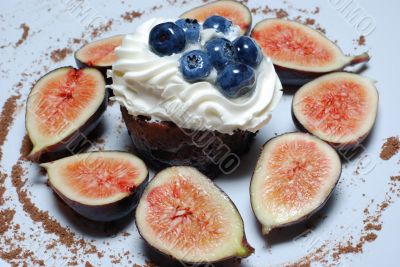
[179,50,212,82]
[175,18,201,43]
[233,36,263,68]
[149,22,186,56]
[203,15,233,34]
[216,63,256,98]
[205,38,237,70]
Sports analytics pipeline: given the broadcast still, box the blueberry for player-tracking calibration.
[205,38,237,70]
[233,36,263,68]
[203,15,232,34]
[175,18,201,43]
[216,63,256,98]
[149,22,186,56]
[179,50,212,82]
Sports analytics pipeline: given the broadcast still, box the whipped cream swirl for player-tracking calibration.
[110,18,282,134]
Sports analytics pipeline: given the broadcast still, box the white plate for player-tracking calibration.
[0,0,399,266]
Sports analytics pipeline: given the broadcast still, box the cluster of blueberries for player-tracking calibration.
[148,16,263,98]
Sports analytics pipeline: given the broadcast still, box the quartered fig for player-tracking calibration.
[292,72,379,149]
[136,166,254,263]
[42,151,148,221]
[75,35,123,84]
[250,133,341,234]
[251,19,370,86]
[26,67,107,162]
[180,0,252,35]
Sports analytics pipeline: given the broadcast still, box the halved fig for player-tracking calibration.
[250,132,341,234]
[292,72,379,149]
[136,166,254,263]
[75,35,123,84]
[180,0,252,35]
[26,67,107,162]
[41,151,148,221]
[251,19,370,86]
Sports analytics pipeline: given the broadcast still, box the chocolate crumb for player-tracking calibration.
[121,11,143,22]
[357,35,366,46]
[50,48,73,63]
[380,137,400,160]
[0,209,15,235]
[15,23,30,47]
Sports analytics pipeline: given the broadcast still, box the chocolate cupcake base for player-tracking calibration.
[121,107,256,178]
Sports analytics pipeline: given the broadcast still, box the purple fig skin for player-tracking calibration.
[49,165,148,222]
[26,67,108,163]
[179,0,253,35]
[276,53,370,86]
[75,57,113,86]
[250,133,342,234]
[135,166,254,264]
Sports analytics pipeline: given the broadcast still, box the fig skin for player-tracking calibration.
[135,166,254,264]
[250,133,342,234]
[275,53,370,87]
[180,0,253,35]
[48,169,148,222]
[291,73,379,151]
[26,67,108,163]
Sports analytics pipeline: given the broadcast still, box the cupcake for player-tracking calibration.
[110,17,282,177]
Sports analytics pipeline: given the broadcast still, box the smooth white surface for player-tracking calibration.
[0,0,399,266]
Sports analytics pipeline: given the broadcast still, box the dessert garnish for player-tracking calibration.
[251,19,371,86]
[74,35,123,83]
[233,36,263,68]
[149,22,186,56]
[135,166,254,263]
[42,151,148,221]
[250,132,342,234]
[216,63,256,98]
[175,18,200,43]
[26,67,107,162]
[292,72,379,148]
[179,50,212,82]
[205,37,238,70]
[203,15,233,34]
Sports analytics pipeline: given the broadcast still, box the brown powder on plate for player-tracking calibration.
[19,134,33,160]
[0,209,15,235]
[121,11,143,22]
[357,35,366,46]
[276,9,289,18]
[0,94,21,161]
[50,48,73,63]
[305,18,315,25]
[85,262,94,267]
[15,23,30,47]
[380,137,400,160]
[391,175,400,181]
[0,172,7,205]
[11,162,76,247]
[91,20,113,39]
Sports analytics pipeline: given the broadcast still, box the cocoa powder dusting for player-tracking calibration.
[50,48,73,63]
[380,137,400,160]
[19,134,33,160]
[0,209,15,235]
[0,172,7,205]
[0,95,21,161]
[357,35,366,46]
[15,23,30,47]
[11,162,76,247]
[121,11,143,22]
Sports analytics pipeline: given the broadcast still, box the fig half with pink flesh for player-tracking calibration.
[136,166,254,263]
[26,67,107,162]
[75,35,123,84]
[180,0,252,35]
[42,151,148,221]
[292,72,379,149]
[250,133,341,234]
[251,19,370,86]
